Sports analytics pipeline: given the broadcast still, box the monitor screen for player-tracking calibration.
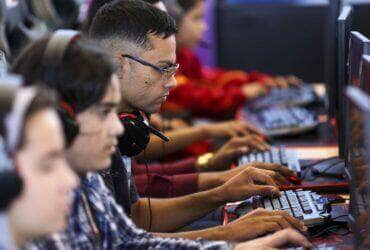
[327,0,342,118]
[346,86,370,247]
[349,32,370,87]
[337,5,353,158]
[362,55,370,94]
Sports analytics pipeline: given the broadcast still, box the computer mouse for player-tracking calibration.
[312,159,345,178]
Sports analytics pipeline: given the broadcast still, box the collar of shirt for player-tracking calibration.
[0,213,16,250]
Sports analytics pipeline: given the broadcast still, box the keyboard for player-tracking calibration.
[234,190,329,226]
[238,147,301,173]
[243,106,318,137]
[251,84,316,110]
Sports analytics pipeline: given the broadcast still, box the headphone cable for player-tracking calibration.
[143,150,153,232]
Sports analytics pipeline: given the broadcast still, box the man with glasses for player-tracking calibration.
[90,0,307,242]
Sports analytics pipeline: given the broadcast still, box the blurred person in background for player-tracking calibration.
[160,0,301,119]
[0,85,78,249]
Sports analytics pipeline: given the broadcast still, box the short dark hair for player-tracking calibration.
[11,36,117,114]
[86,0,113,30]
[89,0,177,49]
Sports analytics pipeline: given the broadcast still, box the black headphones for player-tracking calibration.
[0,83,23,211]
[42,29,80,146]
[29,0,79,29]
[118,110,169,157]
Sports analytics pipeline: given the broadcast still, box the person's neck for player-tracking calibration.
[118,101,135,114]
[6,211,26,248]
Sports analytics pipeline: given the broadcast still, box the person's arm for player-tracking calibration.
[153,206,308,243]
[132,157,197,175]
[131,167,280,233]
[141,126,209,160]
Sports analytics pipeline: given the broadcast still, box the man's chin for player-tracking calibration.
[92,159,111,171]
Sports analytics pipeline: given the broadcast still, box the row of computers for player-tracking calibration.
[233,2,370,248]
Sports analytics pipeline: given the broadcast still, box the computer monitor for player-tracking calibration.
[349,32,370,87]
[362,55,370,94]
[327,0,342,118]
[336,5,353,158]
[345,85,370,247]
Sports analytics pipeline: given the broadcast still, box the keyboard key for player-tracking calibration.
[256,153,263,162]
[286,192,300,208]
[263,199,273,210]
[279,196,290,209]
[264,151,271,163]
[272,199,281,209]
[249,154,256,162]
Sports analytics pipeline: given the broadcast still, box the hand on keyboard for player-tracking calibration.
[217,163,293,187]
[224,208,307,242]
[200,120,266,139]
[200,136,268,171]
[243,162,297,185]
[219,167,280,202]
[234,229,311,250]
[242,82,267,99]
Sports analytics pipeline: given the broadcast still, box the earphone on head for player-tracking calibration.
[0,82,36,211]
[42,29,80,146]
[118,110,169,157]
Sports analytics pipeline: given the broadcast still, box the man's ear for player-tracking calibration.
[116,55,130,80]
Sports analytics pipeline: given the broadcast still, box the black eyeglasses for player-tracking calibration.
[122,54,179,79]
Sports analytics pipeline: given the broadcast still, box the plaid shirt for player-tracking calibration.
[26,172,232,250]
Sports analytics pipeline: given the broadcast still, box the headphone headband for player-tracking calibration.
[30,0,62,27]
[43,29,80,70]
[5,86,38,155]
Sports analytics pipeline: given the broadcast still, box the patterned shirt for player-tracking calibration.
[26,173,232,250]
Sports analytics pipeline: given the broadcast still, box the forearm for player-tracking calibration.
[131,186,226,232]
[141,126,208,160]
[153,226,230,241]
[197,172,227,191]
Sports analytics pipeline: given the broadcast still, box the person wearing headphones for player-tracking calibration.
[12,30,311,250]
[85,0,296,201]
[90,0,307,241]
[0,83,78,249]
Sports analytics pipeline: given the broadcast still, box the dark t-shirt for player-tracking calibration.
[100,148,139,215]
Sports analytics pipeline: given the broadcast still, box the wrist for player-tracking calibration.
[209,185,228,204]
[197,124,210,139]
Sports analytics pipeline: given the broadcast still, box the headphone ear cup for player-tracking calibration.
[0,171,23,211]
[58,108,79,146]
[118,117,150,157]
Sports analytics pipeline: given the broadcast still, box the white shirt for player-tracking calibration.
[0,213,16,250]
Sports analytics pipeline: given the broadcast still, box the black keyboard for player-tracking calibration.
[234,190,329,226]
[238,147,301,173]
[243,106,318,137]
[251,84,316,110]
